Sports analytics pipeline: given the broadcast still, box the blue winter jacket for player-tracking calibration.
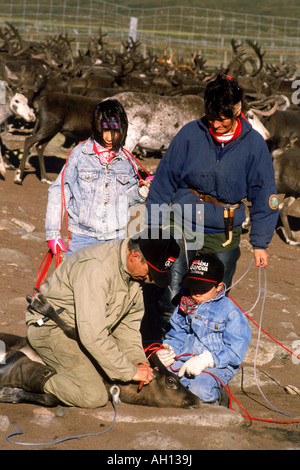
[146,116,279,249]
[45,138,145,241]
[164,289,252,375]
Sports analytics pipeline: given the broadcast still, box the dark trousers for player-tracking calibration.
[141,242,241,341]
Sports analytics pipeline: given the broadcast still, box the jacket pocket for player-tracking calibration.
[78,170,100,197]
[202,319,226,353]
[117,174,131,185]
[78,170,100,183]
[206,319,225,333]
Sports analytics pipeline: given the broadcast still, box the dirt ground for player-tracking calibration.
[0,132,300,453]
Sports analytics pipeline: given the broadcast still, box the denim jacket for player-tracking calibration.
[45,139,145,241]
[164,289,251,374]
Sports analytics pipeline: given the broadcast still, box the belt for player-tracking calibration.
[188,189,241,247]
[188,189,241,209]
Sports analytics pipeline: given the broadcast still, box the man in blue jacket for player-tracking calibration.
[146,74,279,330]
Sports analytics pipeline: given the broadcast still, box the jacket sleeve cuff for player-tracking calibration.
[45,231,62,241]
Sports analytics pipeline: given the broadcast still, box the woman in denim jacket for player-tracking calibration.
[45,99,147,256]
[157,253,251,405]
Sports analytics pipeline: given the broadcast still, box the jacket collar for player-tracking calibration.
[119,238,130,280]
[81,138,123,158]
[199,115,252,141]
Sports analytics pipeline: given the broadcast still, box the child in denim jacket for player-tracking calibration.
[45,99,148,257]
[157,252,251,405]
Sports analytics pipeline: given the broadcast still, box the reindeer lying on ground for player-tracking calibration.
[0,290,201,409]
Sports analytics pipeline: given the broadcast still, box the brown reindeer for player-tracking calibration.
[0,330,201,409]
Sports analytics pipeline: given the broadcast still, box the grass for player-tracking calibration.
[110,0,300,18]
[0,0,299,68]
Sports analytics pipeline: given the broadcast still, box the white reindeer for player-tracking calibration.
[0,83,35,179]
[106,91,273,156]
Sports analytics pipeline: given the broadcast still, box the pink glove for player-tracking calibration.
[47,238,67,255]
[145,175,154,182]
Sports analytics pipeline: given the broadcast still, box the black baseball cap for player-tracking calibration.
[132,228,180,287]
[180,253,224,293]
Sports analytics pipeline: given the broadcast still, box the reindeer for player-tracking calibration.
[14,89,273,184]
[0,290,201,409]
[0,333,201,408]
[14,92,99,184]
[261,109,300,151]
[243,143,300,246]
[0,83,35,179]
[272,145,300,246]
[110,91,272,154]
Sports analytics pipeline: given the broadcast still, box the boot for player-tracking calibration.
[0,351,56,394]
[216,386,230,408]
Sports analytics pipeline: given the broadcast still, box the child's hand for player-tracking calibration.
[47,238,67,255]
[138,178,153,198]
[156,343,176,367]
[178,350,214,377]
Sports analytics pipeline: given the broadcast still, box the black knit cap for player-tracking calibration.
[132,228,180,288]
[180,253,224,293]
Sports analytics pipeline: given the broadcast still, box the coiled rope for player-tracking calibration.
[5,385,120,447]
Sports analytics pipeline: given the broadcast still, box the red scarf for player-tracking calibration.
[209,117,242,143]
[93,140,116,165]
[179,295,199,315]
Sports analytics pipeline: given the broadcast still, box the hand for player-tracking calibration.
[178,350,214,378]
[47,238,67,255]
[157,343,176,367]
[253,249,268,268]
[145,175,154,182]
[138,176,154,199]
[132,362,154,385]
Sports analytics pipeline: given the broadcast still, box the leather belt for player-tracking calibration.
[188,189,241,209]
[188,188,241,247]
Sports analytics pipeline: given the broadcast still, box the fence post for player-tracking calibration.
[129,16,138,42]
[0,340,6,364]
[0,80,5,105]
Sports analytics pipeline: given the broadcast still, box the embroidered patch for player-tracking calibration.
[164,256,176,268]
[269,194,279,210]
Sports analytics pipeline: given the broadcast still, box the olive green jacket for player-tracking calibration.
[26,239,147,382]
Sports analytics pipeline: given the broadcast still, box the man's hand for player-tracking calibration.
[253,248,268,268]
[132,362,154,384]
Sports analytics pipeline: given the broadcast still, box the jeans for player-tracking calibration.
[179,366,234,403]
[66,233,121,257]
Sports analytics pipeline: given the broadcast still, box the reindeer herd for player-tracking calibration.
[0,22,299,245]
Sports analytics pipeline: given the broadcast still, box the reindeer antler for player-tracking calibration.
[0,22,24,55]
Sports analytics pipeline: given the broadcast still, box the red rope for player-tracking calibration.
[34,246,62,291]
[145,343,300,425]
[122,147,152,183]
[228,294,300,361]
